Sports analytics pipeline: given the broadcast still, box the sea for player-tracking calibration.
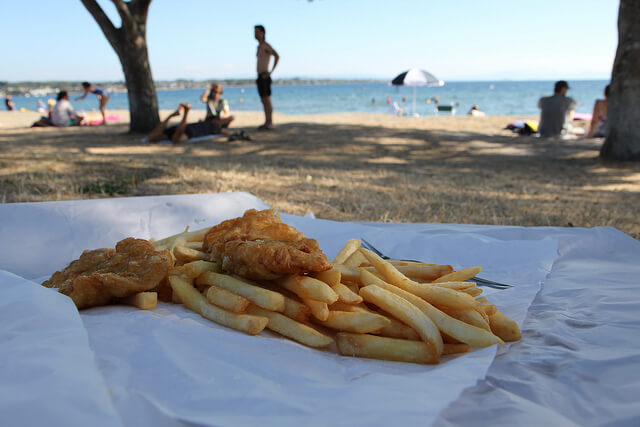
[9,80,609,117]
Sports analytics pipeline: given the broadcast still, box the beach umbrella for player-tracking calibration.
[391,68,444,116]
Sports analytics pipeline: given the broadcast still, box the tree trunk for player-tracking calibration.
[81,0,159,133]
[600,0,640,160]
[118,41,159,133]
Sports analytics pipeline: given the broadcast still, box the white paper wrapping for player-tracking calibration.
[0,192,591,427]
[0,271,123,427]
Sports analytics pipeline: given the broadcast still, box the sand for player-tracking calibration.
[1,109,639,239]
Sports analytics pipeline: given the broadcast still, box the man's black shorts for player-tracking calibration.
[163,121,221,140]
[256,73,272,98]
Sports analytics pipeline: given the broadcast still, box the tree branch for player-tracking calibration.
[130,0,152,21]
[80,0,119,48]
[111,0,136,36]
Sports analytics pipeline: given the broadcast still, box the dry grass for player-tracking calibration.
[1,110,639,239]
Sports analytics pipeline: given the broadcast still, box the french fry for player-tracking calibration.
[329,301,370,312]
[432,281,476,290]
[152,221,519,363]
[372,317,421,341]
[460,287,483,297]
[281,295,311,323]
[359,285,443,358]
[121,291,157,310]
[475,296,498,316]
[359,248,478,309]
[333,264,361,283]
[206,285,251,313]
[478,308,490,326]
[310,267,341,287]
[173,245,208,263]
[343,250,369,268]
[184,241,204,250]
[332,239,361,264]
[181,260,220,279]
[277,275,338,304]
[197,272,285,312]
[301,297,329,321]
[253,280,312,323]
[360,269,504,347]
[442,343,472,355]
[342,281,360,295]
[489,310,522,342]
[246,305,333,348]
[152,226,210,250]
[387,263,454,282]
[433,266,483,283]
[440,307,491,331]
[315,310,390,333]
[477,303,497,316]
[332,283,363,304]
[168,274,268,335]
[331,299,423,341]
[336,333,439,365]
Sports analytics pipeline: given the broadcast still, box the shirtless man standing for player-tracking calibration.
[255,25,279,130]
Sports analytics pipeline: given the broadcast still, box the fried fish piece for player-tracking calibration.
[203,209,332,280]
[42,238,173,310]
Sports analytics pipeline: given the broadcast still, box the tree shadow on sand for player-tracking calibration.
[1,120,639,237]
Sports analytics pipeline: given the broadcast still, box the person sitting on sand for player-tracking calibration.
[147,103,224,144]
[5,95,16,111]
[537,80,577,138]
[468,105,485,116]
[200,83,234,128]
[75,82,110,124]
[51,91,84,127]
[587,84,609,138]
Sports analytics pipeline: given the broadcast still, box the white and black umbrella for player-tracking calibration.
[391,68,444,116]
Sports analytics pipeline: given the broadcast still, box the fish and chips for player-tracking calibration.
[42,208,521,365]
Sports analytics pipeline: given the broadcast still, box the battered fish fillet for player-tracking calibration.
[203,209,332,280]
[42,238,173,310]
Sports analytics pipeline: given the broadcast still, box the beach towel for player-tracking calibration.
[506,120,538,135]
[84,115,121,126]
[572,112,592,121]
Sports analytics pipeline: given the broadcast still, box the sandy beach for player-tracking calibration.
[1,109,639,239]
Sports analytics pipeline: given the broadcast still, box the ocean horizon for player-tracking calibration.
[7,80,608,118]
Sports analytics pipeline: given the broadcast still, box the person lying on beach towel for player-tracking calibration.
[147,103,224,144]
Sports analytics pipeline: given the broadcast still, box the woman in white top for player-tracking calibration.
[51,91,84,127]
[200,83,234,128]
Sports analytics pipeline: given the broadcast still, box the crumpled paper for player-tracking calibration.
[0,193,558,426]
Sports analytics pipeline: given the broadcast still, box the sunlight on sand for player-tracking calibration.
[468,140,535,156]
[86,146,178,155]
[366,156,409,165]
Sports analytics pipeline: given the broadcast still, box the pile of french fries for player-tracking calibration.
[140,231,521,365]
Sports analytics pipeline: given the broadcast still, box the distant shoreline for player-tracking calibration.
[1,78,609,97]
[1,79,387,97]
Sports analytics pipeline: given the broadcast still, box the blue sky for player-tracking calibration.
[0,0,618,82]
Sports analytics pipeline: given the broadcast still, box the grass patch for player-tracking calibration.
[81,176,136,195]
